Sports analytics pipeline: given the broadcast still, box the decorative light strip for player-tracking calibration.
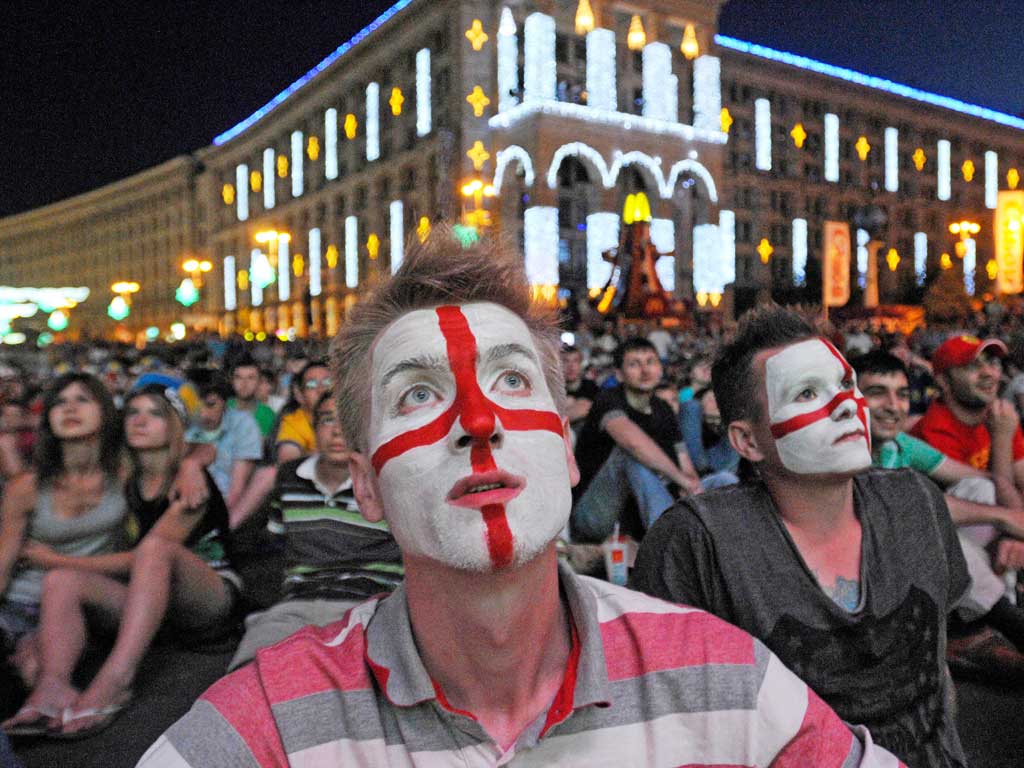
[964,238,976,295]
[308,228,322,297]
[692,55,721,134]
[985,151,998,210]
[642,43,673,122]
[277,235,290,302]
[523,206,559,285]
[792,218,808,285]
[345,215,359,288]
[213,0,413,145]
[856,228,869,289]
[223,256,237,311]
[586,212,618,290]
[755,98,771,171]
[263,148,275,209]
[416,48,432,136]
[693,223,723,296]
[325,109,339,180]
[718,210,736,286]
[586,28,616,112]
[290,131,304,197]
[497,8,519,113]
[492,145,536,194]
[914,232,927,285]
[235,164,249,221]
[390,200,404,273]
[650,218,675,291]
[824,113,839,182]
[251,249,264,306]
[715,35,1024,131]
[884,127,898,193]
[523,13,555,102]
[366,83,380,161]
[937,139,951,201]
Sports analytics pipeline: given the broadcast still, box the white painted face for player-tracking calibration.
[763,338,871,476]
[367,302,572,572]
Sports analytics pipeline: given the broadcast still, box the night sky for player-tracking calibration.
[1,0,1022,218]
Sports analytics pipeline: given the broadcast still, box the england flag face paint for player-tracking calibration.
[763,338,872,476]
[367,302,571,571]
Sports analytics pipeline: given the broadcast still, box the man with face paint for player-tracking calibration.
[139,230,901,768]
[634,305,971,768]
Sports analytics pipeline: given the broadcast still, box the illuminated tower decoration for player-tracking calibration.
[693,55,721,134]
[642,42,674,122]
[681,23,700,60]
[524,13,555,103]
[627,15,646,51]
[574,0,595,34]
[497,8,518,113]
[586,28,616,112]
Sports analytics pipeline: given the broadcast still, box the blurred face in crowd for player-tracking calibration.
[700,389,723,435]
[257,372,275,402]
[354,302,576,573]
[619,347,662,396]
[124,394,171,451]
[942,352,1002,410]
[0,403,28,432]
[49,382,103,441]
[231,365,260,402]
[197,393,227,431]
[690,361,712,389]
[299,366,332,411]
[859,370,910,442]
[315,401,352,467]
[561,349,583,385]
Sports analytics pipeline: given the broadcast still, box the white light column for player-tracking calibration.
[884,127,899,192]
[416,48,432,136]
[586,28,616,112]
[986,151,998,209]
[914,232,927,285]
[650,219,675,291]
[251,249,265,307]
[308,228,322,297]
[236,164,248,221]
[345,216,359,289]
[792,218,808,285]
[693,56,721,134]
[524,206,559,285]
[523,13,555,103]
[964,238,976,294]
[719,210,736,286]
[856,228,869,289]
[325,108,338,180]
[824,113,839,182]
[263,148,275,209]
[223,256,237,311]
[277,234,290,303]
[497,9,519,113]
[755,98,772,171]
[586,212,618,289]
[291,131,303,197]
[937,140,951,200]
[390,200,404,273]
[366,83,380,161]
[693,223,723,297]
[642,42,673,122]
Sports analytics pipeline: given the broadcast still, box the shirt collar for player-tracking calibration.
[296,453,353,497]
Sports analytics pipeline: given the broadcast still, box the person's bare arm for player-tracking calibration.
[565,396,592,424]
[225,459,255,510]
[275,441,303,464]
[604,415,701,494]
[945,494,1024,539]
[929,456,986,487]
[0,433,25,479]
[227,464,277,529]
[171,444,217,509]
[19,542,135,576]
[0,473,35,595]
[987,400,1024,510]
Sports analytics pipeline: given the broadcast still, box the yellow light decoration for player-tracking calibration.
[962,160,975,182]
[307,136,320,161]
[622,192,652,224]
[757,238,774,264]
[183,259,199,273]
[709,293,722,307]
[597,285,616,313]
[940,252,953,269]
[325,244,339,268]
[681,23,700,60]
[574,0,595,35]
[344,113,358,140]
[885,248,900,272]
[790,123,807,149]
[465,19,489,51]
[367,233,380,260]
[293,253,304,277]
[466,86,491,117]
[627,15,646,51]
[389,87,404,116]
[955,240,967,258]
[587,287,602,299]
[467,140,491,171]
[417,216,431,243]
[1009,168,1020,190]
[987,259,999,280]
[531,284,558,305]
[222,184,235,205]
[250,170,262,193]
[237,271,249,290]
[277,154,289,178]
[696,291,708,307]
[912,148,926,171]
[855,136,871,161]
[720,107,733,134]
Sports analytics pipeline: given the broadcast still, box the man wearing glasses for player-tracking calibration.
[274,359,333,463]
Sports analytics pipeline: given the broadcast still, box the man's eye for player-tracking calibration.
[496,370,530,393]
[841,377,855,390]
[796,387,816,401]
[398,385,437,411]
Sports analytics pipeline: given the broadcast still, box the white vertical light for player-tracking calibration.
[856,228,869,289]
[223,256,236,311]
[497,8,519,113]
[985,151,998,209]
[236,164,249,221]
[345,216,359,288]
[642,43,672,122]
[719,210,736,286]
[366,83,380,161]
[277,234,290,302]
[325,108,338,180]
[586,212,618,289]
[251,248,264,307]
[755,98,771,171]
[693,56,722,134]
[884,127,899,192]
[692,223,723,296]
[291,131,304,197]
[650,218,675,291]
[308,228,322,297]
[964,238,976,294]
[523,13,555,103]
[824,113,839,182]
[914,232,927,285]
[416,48,432,136]
[523,206,559,285]
[263,148,275,209]
[666,74,679,124]
[586,28,616,112]
[792,218,808,285]
[390,200,404,273]
[937,140,951,201]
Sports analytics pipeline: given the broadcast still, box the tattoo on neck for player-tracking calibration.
[815,572,860,612]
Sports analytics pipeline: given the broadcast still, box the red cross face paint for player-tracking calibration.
[368,302,571,571]
[764,338,872,476]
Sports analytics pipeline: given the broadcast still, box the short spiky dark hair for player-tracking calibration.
[851,349,908,380]
[712,304,815,426]
[613,337,658,369]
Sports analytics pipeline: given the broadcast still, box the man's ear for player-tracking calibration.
[562,417,581,488]
[350,452,385,523]
[727,419,765,463]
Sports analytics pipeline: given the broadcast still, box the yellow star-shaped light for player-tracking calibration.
[790,123,807,149]
[940,252,953,270]
[987,259,999,281]
[367,233,380,260]
[465,19,489,51]
[277,154,289,178]
[390,87,404,116]
[757,238,773,264]
[222,183,235,205]
[720,107,733,134]
[466,86,491,117]
[1008,168,1020,190]
[292,253,304,277]
[962,160,975,182]
[307,136,320,161]
[886,248,900,272]
[344,113,358,140]
[237,270,249,290]
[250,170,262,193]
[467,140,491,171]
[417,216,431,244]
[325,245,339,269]
[912,148,926,171]
[855,136,871,161]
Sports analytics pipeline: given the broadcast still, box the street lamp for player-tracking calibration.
[108,281,140,321]
[460,179,496,230]
[949,220,981,258]
[177,258,213,307]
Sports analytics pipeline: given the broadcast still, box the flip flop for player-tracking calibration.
[3,704,61,737]
[51,693,133,741]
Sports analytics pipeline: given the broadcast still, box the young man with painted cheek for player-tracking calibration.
[634,305,971,767]
[140,232,900,768]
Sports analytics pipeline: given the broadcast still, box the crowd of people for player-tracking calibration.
[0,225,1023,765]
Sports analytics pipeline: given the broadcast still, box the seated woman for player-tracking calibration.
[0,374,127,722]
[679,386,740,490]
[4,383,239,737]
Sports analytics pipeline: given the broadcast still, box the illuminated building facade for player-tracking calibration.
[1,0,1023,339]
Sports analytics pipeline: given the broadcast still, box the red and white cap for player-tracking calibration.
[931,335,1008,375]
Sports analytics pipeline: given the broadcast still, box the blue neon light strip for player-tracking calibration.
[715,35,1024,132]
[213,0,415,146]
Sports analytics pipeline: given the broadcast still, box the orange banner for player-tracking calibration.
[995,191,1024,294]
[823,221,851,307]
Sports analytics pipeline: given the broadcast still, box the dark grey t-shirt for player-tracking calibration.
[632,468,970,768]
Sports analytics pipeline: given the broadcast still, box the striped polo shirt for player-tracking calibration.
[138,563,901,767]
[275,455,403,601]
